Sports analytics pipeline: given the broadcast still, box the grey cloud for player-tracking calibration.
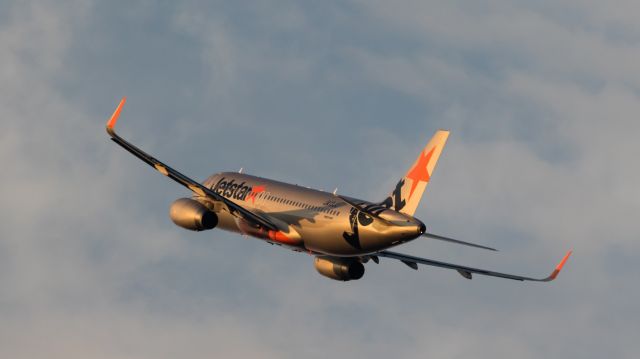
[1,1,638,358]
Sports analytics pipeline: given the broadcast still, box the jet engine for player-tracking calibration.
[169,198,218,231]
[314,257,365,281]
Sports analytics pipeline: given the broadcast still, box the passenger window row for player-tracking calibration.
[257,192,339,216]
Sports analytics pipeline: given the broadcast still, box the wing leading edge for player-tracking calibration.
[105,97,279,231]
[377,250,572,281]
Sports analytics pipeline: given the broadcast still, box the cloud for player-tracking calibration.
[1,1,638,358]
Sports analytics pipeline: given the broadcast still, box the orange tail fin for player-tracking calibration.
[381,130,449,215]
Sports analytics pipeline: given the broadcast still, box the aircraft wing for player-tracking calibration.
[105,97,279,232]
[377,250,572,281]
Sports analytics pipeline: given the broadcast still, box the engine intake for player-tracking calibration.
[314,257,365,281]
[169,198,218,231]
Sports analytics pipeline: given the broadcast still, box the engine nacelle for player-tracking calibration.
[169,198,218,231]
[314,257,365,281]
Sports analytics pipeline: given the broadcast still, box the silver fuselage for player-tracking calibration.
[201,172,425,256]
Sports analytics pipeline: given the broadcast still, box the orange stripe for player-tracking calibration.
[267,230,297,245]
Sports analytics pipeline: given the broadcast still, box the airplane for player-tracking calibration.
[105,97,572,282]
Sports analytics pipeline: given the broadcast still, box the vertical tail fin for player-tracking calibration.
[380,130,449,215]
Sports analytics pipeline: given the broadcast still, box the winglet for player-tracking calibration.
[546,250,572,281]
[106,97,127,137]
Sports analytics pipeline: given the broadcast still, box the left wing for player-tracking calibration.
[377,250,572,281]
[105,97,279,231]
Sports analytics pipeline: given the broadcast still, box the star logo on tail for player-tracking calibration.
[405,148,435,199]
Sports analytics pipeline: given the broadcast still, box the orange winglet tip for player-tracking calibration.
[106,97,127,136]
[548,250,572,281]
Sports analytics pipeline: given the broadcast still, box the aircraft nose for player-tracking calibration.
[419,223,426,235]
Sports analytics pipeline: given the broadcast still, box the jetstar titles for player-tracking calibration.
[212,177,262,201]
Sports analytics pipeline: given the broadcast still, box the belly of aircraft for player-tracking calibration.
[215,208,408,256]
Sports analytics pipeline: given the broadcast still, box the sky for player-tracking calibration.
[1,1,639,358]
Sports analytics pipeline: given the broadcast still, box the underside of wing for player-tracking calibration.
[377,250,572,282]
[105,97,279,232]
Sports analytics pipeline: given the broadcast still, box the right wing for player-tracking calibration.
[105,97,279,231]
[377,250,572,281]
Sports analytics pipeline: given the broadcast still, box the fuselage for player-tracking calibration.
[200,172,425,256]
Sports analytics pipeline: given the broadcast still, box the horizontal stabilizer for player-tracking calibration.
[422,232,497,251]
[336,195,392,225]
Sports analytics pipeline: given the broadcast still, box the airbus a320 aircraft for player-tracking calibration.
[106,97,571,282]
